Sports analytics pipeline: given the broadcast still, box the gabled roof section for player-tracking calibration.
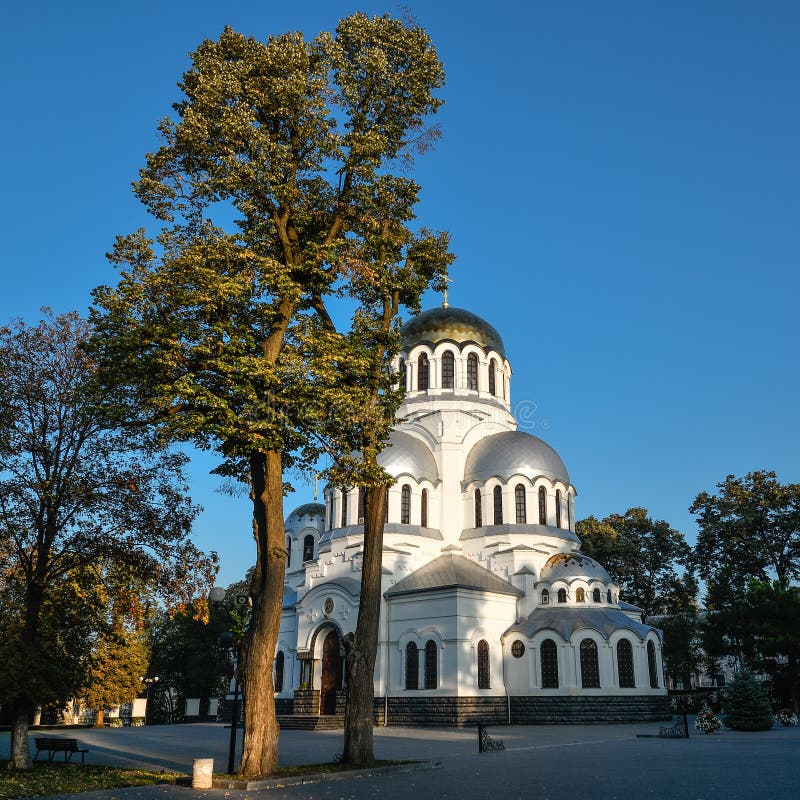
[505,607,658,642]
[385,553,522,598]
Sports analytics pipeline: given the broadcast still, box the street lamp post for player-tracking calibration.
[210,587,248,775]
[140,676,159,724]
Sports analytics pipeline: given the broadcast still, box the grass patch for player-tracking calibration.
[215,759,418,781]
[0,762,183,800]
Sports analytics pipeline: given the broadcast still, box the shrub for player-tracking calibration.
[130,717,145,727]
[722,668,773,731]
[109,718,123,728]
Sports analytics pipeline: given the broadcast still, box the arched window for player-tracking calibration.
[286,536,291,568]
[477,640,490,689]
[398,358,406,390]
[557,588,567,603]
[441,351,455,389]
[617,639,635,688]
[541,589,550,605]
[493,486,503,525]
[580,639,600,688]
[405,642,419,690]
[421,489,428,528]
[340,489,348,527]
[567,494,572,530]
[488,359,497,396]
[540,639,559,688]
[555,490,562,528]
[417,354,429,391]
[474,489,482,527]
[647,640,659,688]
[303,534,314,562]
[576,587,585,603]
[538,486,547,525]
[593,588,601,603]
[358,488,366,523]
[274,651,284,693]
[424,640,437,689]
[401,484,411,525]
[326,496,332,531]
[515,484,526,523]
[467,353,479,390]
[607,589,613,603]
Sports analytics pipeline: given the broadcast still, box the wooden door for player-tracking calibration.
[320,629,342,715]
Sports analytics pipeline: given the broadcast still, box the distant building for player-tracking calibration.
[276,305,670,724]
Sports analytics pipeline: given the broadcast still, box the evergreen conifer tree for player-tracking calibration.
[722,667,773,731]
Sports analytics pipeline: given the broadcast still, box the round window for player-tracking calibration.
[323,597,334,616]
[511,640,525,658]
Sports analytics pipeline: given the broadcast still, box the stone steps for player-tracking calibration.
[277,714,344,730]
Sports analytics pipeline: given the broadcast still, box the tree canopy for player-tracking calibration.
[0,310,216,768]
[89,13,449,776]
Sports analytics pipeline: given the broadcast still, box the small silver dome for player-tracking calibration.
[286,502,325,522]
[378,431,438,483]
[540,552,611,583]
[464,431,570,485]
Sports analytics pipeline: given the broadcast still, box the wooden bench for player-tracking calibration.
[34,737,89,764]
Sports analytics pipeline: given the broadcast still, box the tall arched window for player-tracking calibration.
[401,484,411,525]
[477,640,490,689]
[398,358,406,390]
[607,589,613,603]
[467,353,479,390]
[326,496,332,531]
[557,588,567,603]
[515,484,526,523]
[474,489,482,527]
[493,486,503,525]
[405,642,419,690]
[580,639,600,688]
[647,641,659,688]
[424,640,437,689]
[274,651,284,693]
[576,587,585,603]
[303,534,314,562]
[286,537,291,568]
[555,490,562,528]
[421,488,428,528]
[488,359,497,396]
[567,494,572,530]
[593,588,601,603]
[441,351,455,389]
[340,489,348,527]
[541,589,550,605]
[540,639,559,688]
[617,639,635,688]
[358,488,366,523]
[538,486,547,525]
[417,354,429,391]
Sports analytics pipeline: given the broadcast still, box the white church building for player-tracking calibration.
[275,305,670,725]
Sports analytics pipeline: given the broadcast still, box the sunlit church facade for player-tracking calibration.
[274,305,671,725]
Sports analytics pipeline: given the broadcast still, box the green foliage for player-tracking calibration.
[576,508,696,620]
[659,610,703,688]
[692,471,800,605]
[722,667,774,731]
[0,311,216,766]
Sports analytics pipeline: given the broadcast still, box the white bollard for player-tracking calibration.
[192,758,214,789]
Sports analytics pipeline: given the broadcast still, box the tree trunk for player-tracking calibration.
[10,703,33,769]
[342,486,386,766]
[238,449,285,777]
[95,708,105,727]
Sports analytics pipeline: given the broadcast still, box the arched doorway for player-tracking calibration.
[320,628,343,715]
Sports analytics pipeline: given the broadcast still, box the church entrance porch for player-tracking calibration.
[320,628,343,715]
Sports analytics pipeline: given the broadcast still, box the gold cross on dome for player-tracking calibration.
[441,275,454,308]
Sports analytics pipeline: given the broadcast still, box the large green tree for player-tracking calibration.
[89,14,446,776]
[0,311,215,769]
[692,471,800,607]
[576,508,696,620]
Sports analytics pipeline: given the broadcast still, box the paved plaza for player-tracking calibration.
[2,719,798,799]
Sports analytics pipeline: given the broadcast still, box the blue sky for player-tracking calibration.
[2,2,798,589]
